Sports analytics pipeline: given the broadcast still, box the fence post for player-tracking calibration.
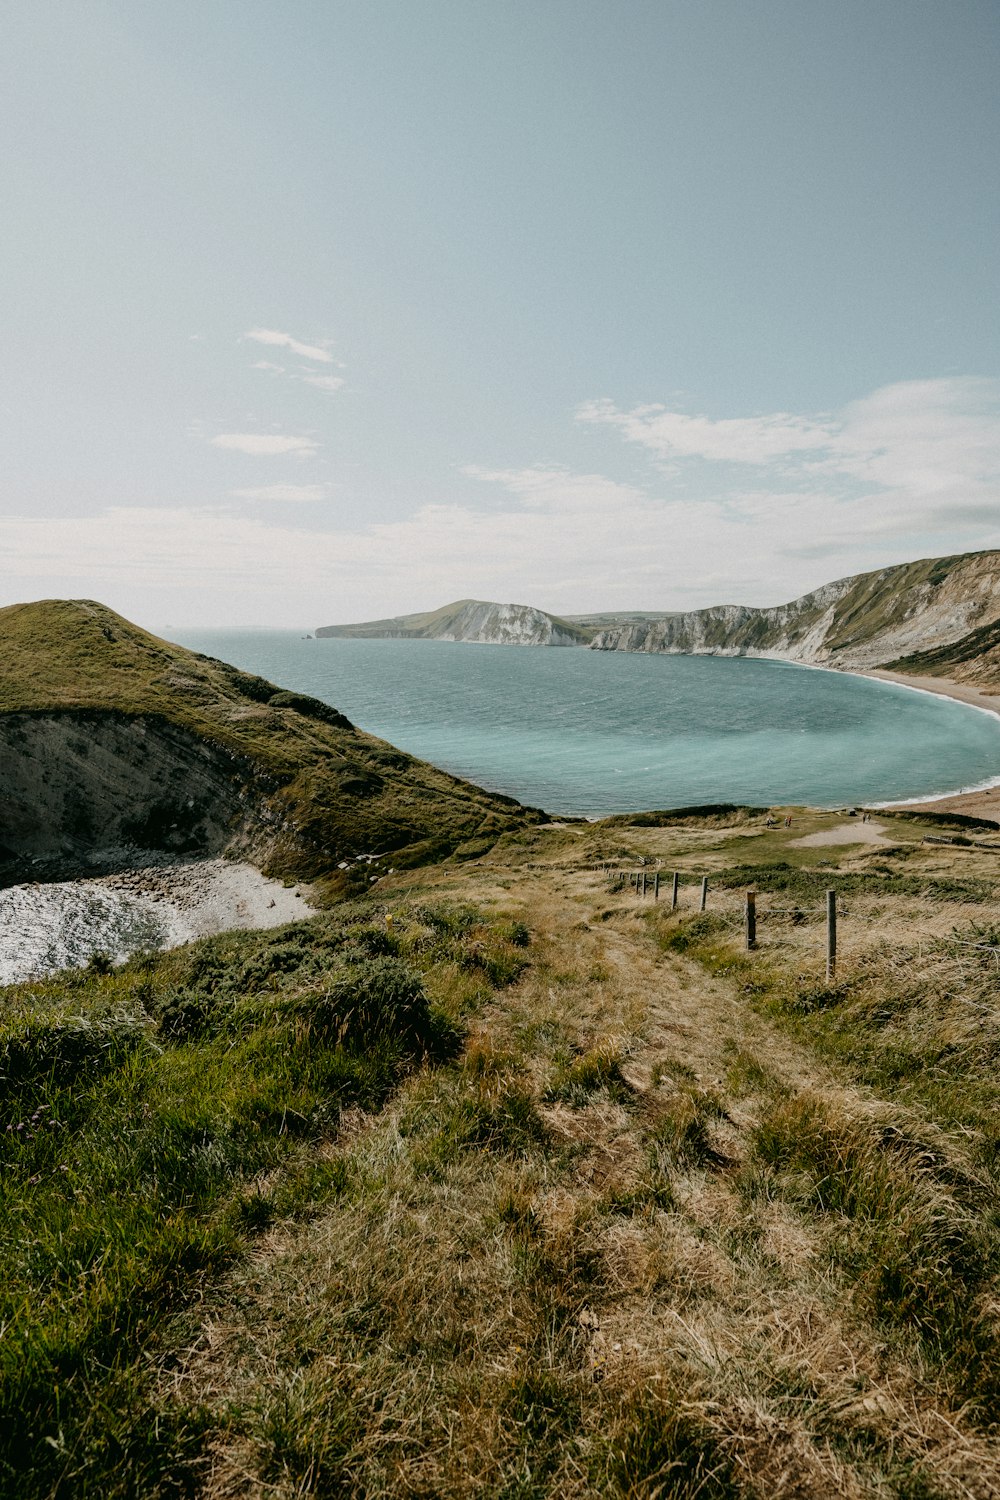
[671,872,679,910]
[700,876,708,912]
[745,890,756,950]
[826,889,837,981]
[654,872,660,901]
[641,870,646,898]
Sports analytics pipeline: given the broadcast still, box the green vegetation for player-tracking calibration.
[661,866,1000,1419]
[9,747,1000,1490]
[0,898,530,1498]
[888,615,1000,678]
[0,600,541,883]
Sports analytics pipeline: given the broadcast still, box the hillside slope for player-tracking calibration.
[11,811,1000,1494]
[0,600,542,886]
[591,550,1000,680]
[316,551,1000,686]
[317,598,593,646]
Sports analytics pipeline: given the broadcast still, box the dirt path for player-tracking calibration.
[155,852,1000,1498]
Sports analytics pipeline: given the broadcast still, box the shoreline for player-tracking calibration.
[0,859,315,987]
[858,667,1000,825]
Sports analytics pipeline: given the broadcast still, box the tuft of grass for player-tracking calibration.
[750,1093,1000,1401]
[648,1087,727,1171]
[545,1045,633,1107]
[602,1389,743,1498]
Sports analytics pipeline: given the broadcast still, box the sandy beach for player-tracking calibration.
[861,669,1000,825]
[0,859,315,987]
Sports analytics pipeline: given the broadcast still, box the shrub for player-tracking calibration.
[305,957,431,1052]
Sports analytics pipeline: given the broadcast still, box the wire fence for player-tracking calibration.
[598,863,1000,978]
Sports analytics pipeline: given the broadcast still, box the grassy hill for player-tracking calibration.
[0,599,543,887]
[315,551,1000,684]
[7,806,1000,1493]
[590,550,1000,679]
[316,598,594,645]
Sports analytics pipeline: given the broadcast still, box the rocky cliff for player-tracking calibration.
[0,600,543,887]
[319,552,1000,684]
[589,552,1000,681]
[317,598,591,646]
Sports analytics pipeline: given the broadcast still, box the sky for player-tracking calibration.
[1,1,998,628]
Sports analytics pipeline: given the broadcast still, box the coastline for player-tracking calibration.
[0,859,315,987]
[861,668,1000,825]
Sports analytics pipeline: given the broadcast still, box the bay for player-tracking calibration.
[166,631,1000,816]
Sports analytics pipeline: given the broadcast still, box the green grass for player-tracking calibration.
[661,890,1000,1417]
[0,599,542,883]
[710,860,996,903]
[0,897,530,1498]
[544,1046,633,1107]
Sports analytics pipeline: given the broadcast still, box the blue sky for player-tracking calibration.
[2,1,998,626]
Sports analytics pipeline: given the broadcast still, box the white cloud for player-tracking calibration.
[211,433,318,456]
[7,379,1000,627]
[463,465,648,512]
[579,380,1000,503]
[245,327,333,363]
[251,359,285,373]
[578,398,832,465]
[302,373,346,395]
[831,378,1000,500]
[231,484,329,503]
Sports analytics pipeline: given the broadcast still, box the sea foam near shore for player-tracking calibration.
[0,859,314,986]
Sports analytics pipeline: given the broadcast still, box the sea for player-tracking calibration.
[166,632,1000,816]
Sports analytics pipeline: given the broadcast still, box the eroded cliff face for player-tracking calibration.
[316,598,588,645]
[0,600,545,890]
[0,712,266,882]
[590,553,1000,675]
[432,601,582,646]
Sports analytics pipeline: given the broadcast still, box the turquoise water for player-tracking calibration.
[167,632,1000,816]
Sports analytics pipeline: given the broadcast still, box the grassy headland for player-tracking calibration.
[7,805,1000,1494]
[0,600,543,887]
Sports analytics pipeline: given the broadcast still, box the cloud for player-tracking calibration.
[578,380,1000,502]
[230,484,329,503]
[7,379,1000,627]
[578,399,832,465]
[211,433,318,456]
[302,373,345,395]
[831,378,1000,499]
[245,327,333,363]
[251,359,285,373]
[462,465,648,512]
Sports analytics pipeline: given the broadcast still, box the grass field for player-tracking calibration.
[7,805,1000,1496]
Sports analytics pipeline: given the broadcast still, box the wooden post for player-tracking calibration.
[700,876,708,912]
[641,870,646,897]
[671,872,679,910]
[826,889,837,981]
[654,872,660,901]
[745,890,756,950]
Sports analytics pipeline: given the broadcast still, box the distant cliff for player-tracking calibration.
[317,598,592,647]
[317,552,1000,688]
[589,552,1000,684]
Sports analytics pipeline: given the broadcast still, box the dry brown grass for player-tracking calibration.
[121,811,1000,1495]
